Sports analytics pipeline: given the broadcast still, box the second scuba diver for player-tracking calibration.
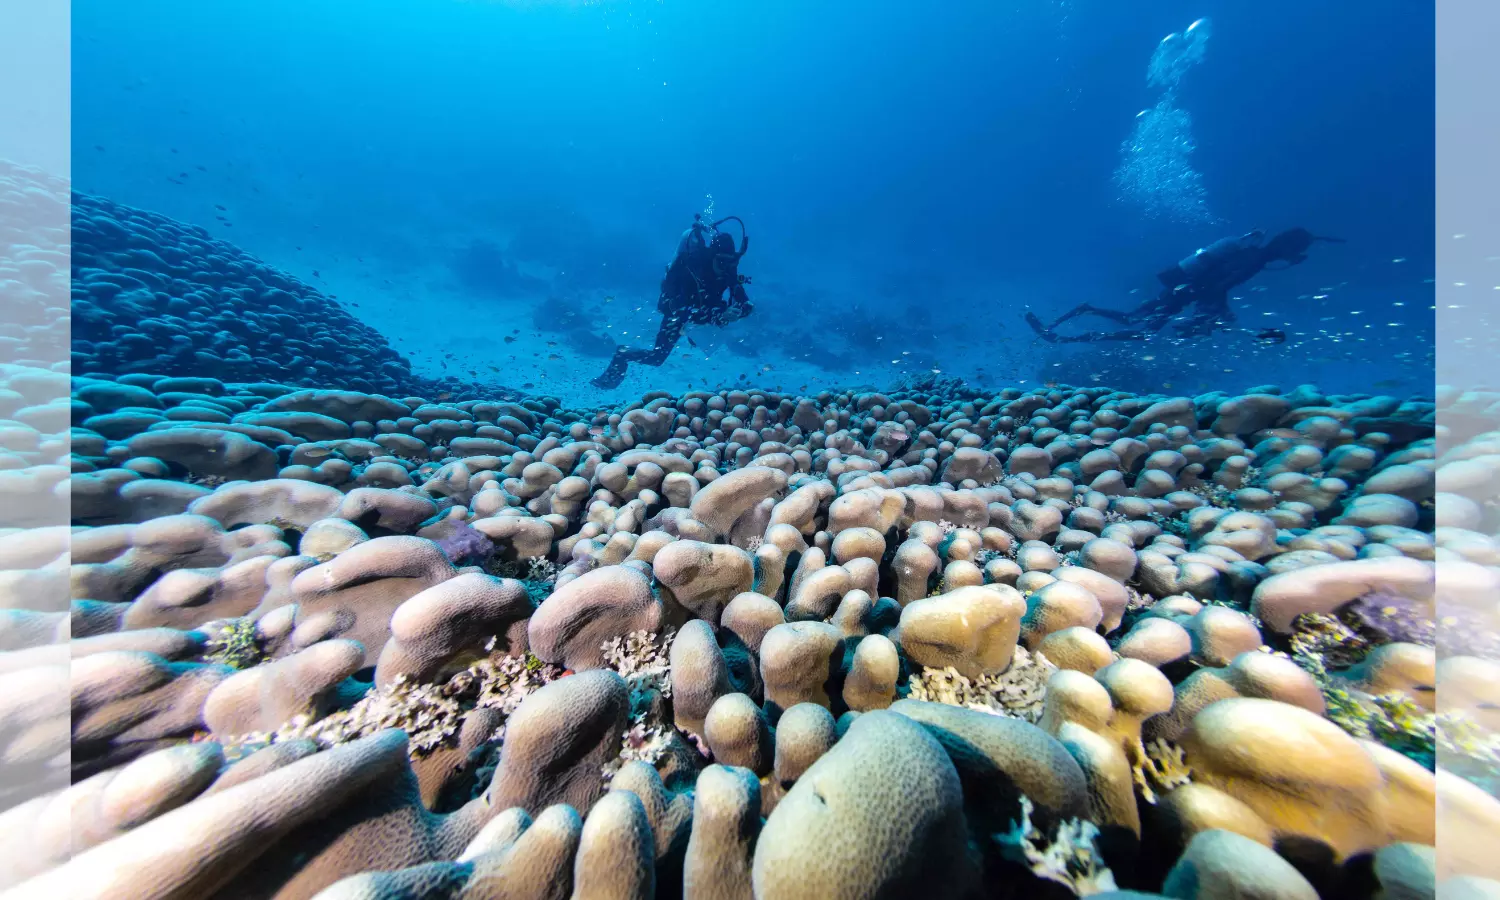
[592,214,753,389]
[1026,227,1344,343]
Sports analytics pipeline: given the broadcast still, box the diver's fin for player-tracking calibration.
[1024,312,1057,343]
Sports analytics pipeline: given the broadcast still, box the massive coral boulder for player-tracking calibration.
[485,670,632,816]
[752,710,977,899]
[897,585,1026,678]
[283,535,458,659]
[527,565,663,671]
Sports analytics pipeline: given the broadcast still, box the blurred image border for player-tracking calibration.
[0,0,72,881]
[1435,0,1500,885]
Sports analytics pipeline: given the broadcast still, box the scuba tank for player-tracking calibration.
[1175,231,1264,284]
[658,215,750,317]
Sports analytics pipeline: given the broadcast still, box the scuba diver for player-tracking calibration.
[591,214,753,389]
[1025,227,1344,344]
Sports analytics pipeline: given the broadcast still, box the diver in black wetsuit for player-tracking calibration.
[1025,228,1344,343]
[591,215,753,389]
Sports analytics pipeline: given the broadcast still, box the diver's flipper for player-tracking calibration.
[1024,312,1057,343]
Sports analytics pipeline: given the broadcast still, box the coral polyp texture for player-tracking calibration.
[31,351,1500,898]
[5,171,1492,897]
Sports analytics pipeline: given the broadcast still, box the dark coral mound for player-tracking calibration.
[68,189,519,402]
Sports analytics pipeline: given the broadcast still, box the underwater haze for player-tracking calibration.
[38,5,1490,896]
[72,0,1434,403]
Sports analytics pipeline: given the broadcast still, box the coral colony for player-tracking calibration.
[0,157,1485,897]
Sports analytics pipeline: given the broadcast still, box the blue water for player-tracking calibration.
[72,0,1435,404]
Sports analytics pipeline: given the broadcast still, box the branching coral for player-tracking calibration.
[226,644,565,762]
[1136,738,1192,804]
[185,472,231,488]
[995,795,1118,896]
[1338,591,1435,647]
[1124,585,1154,614]
[974,548,1011,568]
[1186,481,1236,509]
[1289,612,1370,670]
[1285,613,1435,768]
[601,628,674,689]
[598,628,684,784]
[608,719,678,778]
[490,555,560,604]
[224,629,678,771]
[203,618,264,670]
[1438,713,1500,795]
[906,646,1055,723]
[1148,511,1193,538]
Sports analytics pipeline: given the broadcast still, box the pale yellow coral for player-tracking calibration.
[1138,737,1193,804]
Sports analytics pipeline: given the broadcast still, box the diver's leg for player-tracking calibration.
[590,315,686,389]
[1049,328,1150,343]
[635,313,687,366]
[1081,306,1137,326]
[1029,305,1139,343]
[591,347,633,389]
[1047,303,1137,328]
[1025,311,1058,342]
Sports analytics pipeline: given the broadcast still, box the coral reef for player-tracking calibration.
[3,201,1487,897]
[996,795,1118,896]
[67,190,520,401]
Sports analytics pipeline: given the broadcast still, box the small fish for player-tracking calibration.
[215,204,226,211]
[548,354,562,360]
[523,383,535,388]
[1373,379,1403,390]
[312,270,321,278]
[436,392,452,400]
[504,336,516,344]
[1162,382,1174,389]
[1254,328,1287,344]
[546,341,557,347]
[1044,380,1058,388]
